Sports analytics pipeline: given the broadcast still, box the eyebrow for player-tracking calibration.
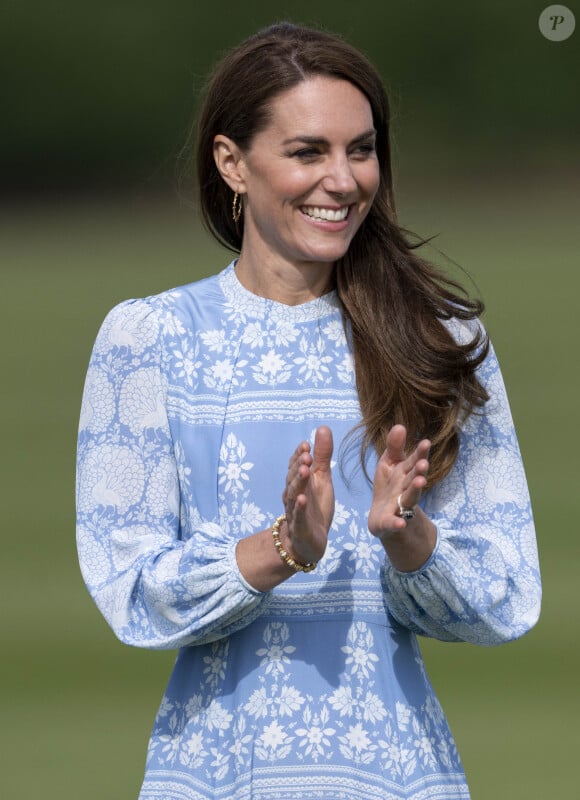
[282,128,377,147]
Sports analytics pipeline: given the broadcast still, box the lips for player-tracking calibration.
[300,205,349,222]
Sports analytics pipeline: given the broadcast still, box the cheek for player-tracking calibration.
[363,162,381,199]
[255,171,307,207]
[281,168,317,199]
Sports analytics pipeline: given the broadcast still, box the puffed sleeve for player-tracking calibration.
[76,298,268,650]
[381,321,542,645]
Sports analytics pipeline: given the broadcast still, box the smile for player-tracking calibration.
[300,206,349,222]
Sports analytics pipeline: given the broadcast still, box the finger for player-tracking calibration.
[293,492,308,514]
[288,444,312,480]
[399,439,431,477]
[398,471,429,509]
[290,449,313,475]
[285,457,312,503]
[403,453,430,481]
[284,442,312,507]
[412,439,431,463]
[288,440,310,469]
[312,426,333,473]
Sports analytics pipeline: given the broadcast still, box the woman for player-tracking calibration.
[76,22,541,800]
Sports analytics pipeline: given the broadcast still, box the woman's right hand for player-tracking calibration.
[235,426,334,591]
[281,426,335,565]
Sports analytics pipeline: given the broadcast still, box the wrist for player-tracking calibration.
[378,510,437,572]
[272,514,317,573]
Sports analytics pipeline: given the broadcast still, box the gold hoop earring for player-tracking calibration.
[232,192,242,224]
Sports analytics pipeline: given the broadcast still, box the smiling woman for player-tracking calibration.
[76,21,541,800]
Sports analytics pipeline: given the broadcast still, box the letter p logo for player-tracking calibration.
[539,5,576,40]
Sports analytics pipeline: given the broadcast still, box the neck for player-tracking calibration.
[235,254,335,306]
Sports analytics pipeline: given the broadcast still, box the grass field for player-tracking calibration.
[1,171,578,798]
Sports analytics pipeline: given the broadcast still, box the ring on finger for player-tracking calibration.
[396,494,416,520]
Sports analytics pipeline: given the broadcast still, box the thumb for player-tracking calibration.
[384,424,407,464]
[312,426,333,473]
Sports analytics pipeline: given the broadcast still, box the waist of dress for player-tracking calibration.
[259,584,390,625]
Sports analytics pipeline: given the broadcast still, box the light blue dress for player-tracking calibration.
[76,262,541,799]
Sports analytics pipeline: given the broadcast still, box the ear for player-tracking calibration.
[213,135,247,193]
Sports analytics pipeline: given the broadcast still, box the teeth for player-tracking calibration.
[301,206,349,222]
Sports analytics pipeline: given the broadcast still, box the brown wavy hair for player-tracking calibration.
[196,22,489,486]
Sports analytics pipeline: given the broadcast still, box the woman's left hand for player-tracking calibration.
[368,424,437,571]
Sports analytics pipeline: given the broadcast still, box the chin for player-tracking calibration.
[303,243,352,264]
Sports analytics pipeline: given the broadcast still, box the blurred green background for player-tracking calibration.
[1,1,579,798]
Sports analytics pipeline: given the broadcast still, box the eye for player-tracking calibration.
[350,142,376,159]
[291,147,321,161]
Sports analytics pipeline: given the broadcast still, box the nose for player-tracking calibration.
[321,153,357,195]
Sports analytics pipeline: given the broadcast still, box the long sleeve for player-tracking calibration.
[76,298,267,650]
[381,325,541,646]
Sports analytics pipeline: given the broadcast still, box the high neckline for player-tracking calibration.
[218,261,340,322]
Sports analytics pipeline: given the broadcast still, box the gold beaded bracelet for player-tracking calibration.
[271,514,317,573]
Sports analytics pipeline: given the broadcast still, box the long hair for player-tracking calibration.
[196,22,489,486]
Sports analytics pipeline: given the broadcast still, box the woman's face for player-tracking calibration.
[233,76,380,276]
